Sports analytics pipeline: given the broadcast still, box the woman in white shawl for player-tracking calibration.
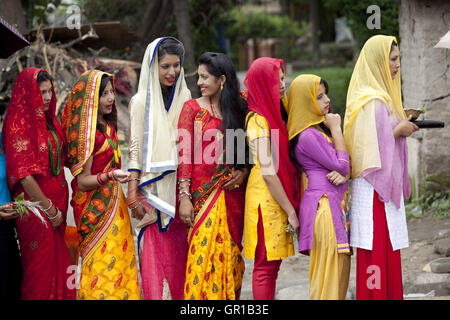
[127,37,191,300]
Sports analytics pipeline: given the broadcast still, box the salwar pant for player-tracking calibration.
[356,192,403,300]
[252,206,282,300]
[309,196,350,300]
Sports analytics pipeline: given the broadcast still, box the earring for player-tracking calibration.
[220,82,224,91]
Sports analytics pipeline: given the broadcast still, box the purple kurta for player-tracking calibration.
[295,128,350,254]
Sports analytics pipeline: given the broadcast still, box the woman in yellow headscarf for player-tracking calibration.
[343,35,418,300]
[287,74,351,300]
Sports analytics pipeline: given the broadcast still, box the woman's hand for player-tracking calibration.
[326,170,349,186]
[111,169,131,183]
[287,209,300,230]
[131,203,146,220]
[393,115,419,138]
[179,197,194,228]
[324,113,342,130]
[0,205,19,220]
[223,167,249,190]
[46,206,63,229]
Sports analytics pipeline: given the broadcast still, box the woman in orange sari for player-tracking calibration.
[178,52,249,300]
[2,68,75,300]
[62,70,140,300]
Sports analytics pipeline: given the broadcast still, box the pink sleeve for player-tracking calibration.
[297,128,350,176]
[362,100,410,208]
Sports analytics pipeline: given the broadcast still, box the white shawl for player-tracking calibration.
[128,37,191,230]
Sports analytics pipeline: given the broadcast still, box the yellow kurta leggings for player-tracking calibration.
[309,196,351,300]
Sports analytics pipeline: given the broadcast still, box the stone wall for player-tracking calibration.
[399,0,450,192]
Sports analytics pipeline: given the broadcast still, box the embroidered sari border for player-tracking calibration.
[188,187,222,246]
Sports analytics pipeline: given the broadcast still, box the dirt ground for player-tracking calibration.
[239,214,450,300]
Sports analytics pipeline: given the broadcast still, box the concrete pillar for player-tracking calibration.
[399,0,450,192]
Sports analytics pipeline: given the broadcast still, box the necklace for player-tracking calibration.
[209,96,221,118]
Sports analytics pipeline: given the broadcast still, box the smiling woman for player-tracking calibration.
[126,37,192,300]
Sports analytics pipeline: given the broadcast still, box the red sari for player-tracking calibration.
[178,99,246,300]
[2,68,75,300]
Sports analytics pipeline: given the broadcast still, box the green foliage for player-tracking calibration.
[322,0,399,49]
[406,174,450,220]
[21,0,62,28]
[189,0,238,58]
[79,0,149,29]
[225,9,306,39]
[289,65,353,117]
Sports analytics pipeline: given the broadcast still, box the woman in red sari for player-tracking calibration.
[178,52,249,300]
[2,68,75,300]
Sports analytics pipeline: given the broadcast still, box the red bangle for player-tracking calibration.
[107,168,117,181]
[96,173,106,185]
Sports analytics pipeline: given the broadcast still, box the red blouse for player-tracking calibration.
[177,98,222,193]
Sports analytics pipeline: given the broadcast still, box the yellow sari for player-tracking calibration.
[183,108,245,300]
[62,70,140,300]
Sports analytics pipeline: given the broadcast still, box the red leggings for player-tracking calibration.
[252,206,282,300]
[356,192,403,300]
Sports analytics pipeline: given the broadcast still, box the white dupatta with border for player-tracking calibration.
[128,37,191,231]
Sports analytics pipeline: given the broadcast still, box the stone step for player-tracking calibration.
[404,272,450,297]
[434,237,450,257]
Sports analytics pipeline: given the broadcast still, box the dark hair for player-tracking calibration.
[390,40,398,52]
[289,134,302,171]
[280,100,288,123]
[97,74,117,133]
[158,38,184,63]
[318,78,332,138]
[37,70,53,84]
[198,52,249,169]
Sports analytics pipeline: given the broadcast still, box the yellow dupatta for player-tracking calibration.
[286,74,324,140]
[343,35,406,178]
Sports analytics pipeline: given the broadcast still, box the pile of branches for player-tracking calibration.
[0,26,140,141]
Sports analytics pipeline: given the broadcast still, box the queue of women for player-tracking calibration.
[0,34,419,300]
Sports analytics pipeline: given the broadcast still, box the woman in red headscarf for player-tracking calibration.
[243,57,300,300]
[2,67,75,300]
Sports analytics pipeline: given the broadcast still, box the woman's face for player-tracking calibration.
[279,67,286,98]
[316,83,330,115]
[39,80,52,111]
[197,64,221,97]
[98,81,115,117]
[389,45,400,80]
[158,54,181,88]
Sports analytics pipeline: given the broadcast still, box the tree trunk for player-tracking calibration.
[309,0,321,65]
[141,0,173,45]
[172,0,199,97]
[0,0,27,33]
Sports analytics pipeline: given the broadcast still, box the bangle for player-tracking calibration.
[128,178,140,181]
[96,173,106,185]
[108,169,118,181]
[46,208,61,220]
[130,202,142,210]
[177,178,191,185]
[42,199,53,212]
[178,190,191,199]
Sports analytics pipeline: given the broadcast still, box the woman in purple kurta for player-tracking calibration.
[294,128,350,254]
[287,74,351,300]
